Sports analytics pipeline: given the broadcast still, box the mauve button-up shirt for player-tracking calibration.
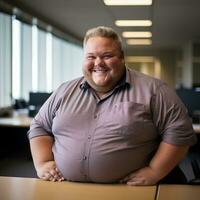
[27,68,197,183]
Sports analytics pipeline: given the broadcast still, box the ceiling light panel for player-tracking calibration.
[126,56,154,62]
[126,39,152,45]
[115,20,152,27]
[122,31,152,38]
[104,0,152,6]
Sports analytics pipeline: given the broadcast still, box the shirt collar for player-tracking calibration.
[117,67,131,88]
[80,79,90,90]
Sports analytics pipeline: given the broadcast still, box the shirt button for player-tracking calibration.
[83,156,87,160]
[88,135,91,139]
[94,114,97,119]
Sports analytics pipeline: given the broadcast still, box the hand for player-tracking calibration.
[36,161,64,182]
[120,166,161,186]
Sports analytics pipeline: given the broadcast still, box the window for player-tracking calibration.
[0,10,83,106]
[11,14,83,102]
[52,36,83,89]
[0,12,12,107]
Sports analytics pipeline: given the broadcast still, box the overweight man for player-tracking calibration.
[28,26,197,185]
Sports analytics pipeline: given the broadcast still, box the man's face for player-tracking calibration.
[83,36,125,94]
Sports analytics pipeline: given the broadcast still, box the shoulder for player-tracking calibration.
[126,67,165,93]
[54,76,84,94]
[47,76,84,104]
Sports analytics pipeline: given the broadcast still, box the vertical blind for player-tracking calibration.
[0,11,83,107]
[0,12,12,107]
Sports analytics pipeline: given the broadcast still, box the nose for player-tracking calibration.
[94,57,104,66]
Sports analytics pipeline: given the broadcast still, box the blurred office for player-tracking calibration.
[0,0,200,182]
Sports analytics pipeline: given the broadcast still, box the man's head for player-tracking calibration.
[82,26,125,96]
[83,26,123,51]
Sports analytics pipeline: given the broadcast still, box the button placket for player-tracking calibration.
[94,114,98,119]
[88,135,91,139]
[82,104,101,181]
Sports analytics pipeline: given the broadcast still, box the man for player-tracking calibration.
[28,26,197,185]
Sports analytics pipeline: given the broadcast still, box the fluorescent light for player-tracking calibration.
[116,20,152,27]
[32,24,38,92]
[126,56,154,62]
[104,0,152,6]
[12,17,21,99]
[126,39,152,45]
[122,31,152,38]
[46,32,53,92]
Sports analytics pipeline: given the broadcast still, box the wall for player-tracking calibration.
[126,48,179,88]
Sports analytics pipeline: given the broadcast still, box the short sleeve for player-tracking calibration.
[27,83,65,139]
[151,83,197,146]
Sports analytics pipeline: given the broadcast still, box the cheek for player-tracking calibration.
[106,61,122,72]
[83,61,93,71]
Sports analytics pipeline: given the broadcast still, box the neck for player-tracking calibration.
[95,91,107,99]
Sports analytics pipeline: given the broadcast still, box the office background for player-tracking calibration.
[1,0,200,109]
[0,0,200,182]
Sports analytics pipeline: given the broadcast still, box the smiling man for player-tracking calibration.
[82,33,125,96]
[28,26,197,185]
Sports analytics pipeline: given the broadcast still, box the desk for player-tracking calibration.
[193,124,200,134]
[0,116,199,133]
[156,184,200,200]
[0,115,32,157]
[0,116,32,128]
[0,176,156,200]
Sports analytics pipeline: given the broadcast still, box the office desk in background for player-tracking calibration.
[0,115,32,128]
[193,124,200,134]
[0,115,200,133]
[0,176,156,200]
[0,115,36,178]
[0,114,32,158]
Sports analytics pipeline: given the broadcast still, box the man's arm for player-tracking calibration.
[121,141,189,185]
[30,136,64,181]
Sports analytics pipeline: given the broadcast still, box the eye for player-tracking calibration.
[103,54,113,59]
[87,55,95,60]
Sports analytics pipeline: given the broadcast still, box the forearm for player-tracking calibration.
[30,135,64,181]
[149,141,189,180]
[121,141,189,185]
[30,135,54,169]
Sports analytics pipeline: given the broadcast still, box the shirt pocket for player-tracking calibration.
[101,102,157,143]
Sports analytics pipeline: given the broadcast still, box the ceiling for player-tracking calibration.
[4,0,200,53]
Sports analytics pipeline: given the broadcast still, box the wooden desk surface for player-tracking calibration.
[156,184,200,200]
[0,116,32,128]
[0,176,156,200]
[193,124,200,134]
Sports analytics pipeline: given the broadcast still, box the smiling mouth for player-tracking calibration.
[92,69,108,73]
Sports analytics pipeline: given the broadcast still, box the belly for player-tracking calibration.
[53,141,158,183]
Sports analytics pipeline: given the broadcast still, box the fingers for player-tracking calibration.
[127,181,144,186]
[49,168,64,182]
[127,177,146,186]
[120,175,146,186]
[119,173,136,183]
[38,162,65,182]
[41,172,51,181]
[41,169,64,182]
[55,168,65,181]
[120,167,158,186]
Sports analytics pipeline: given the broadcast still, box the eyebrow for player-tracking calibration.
[86,50,114,55]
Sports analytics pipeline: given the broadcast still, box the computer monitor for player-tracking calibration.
[176,88,200,117]
[28,92,52,117]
